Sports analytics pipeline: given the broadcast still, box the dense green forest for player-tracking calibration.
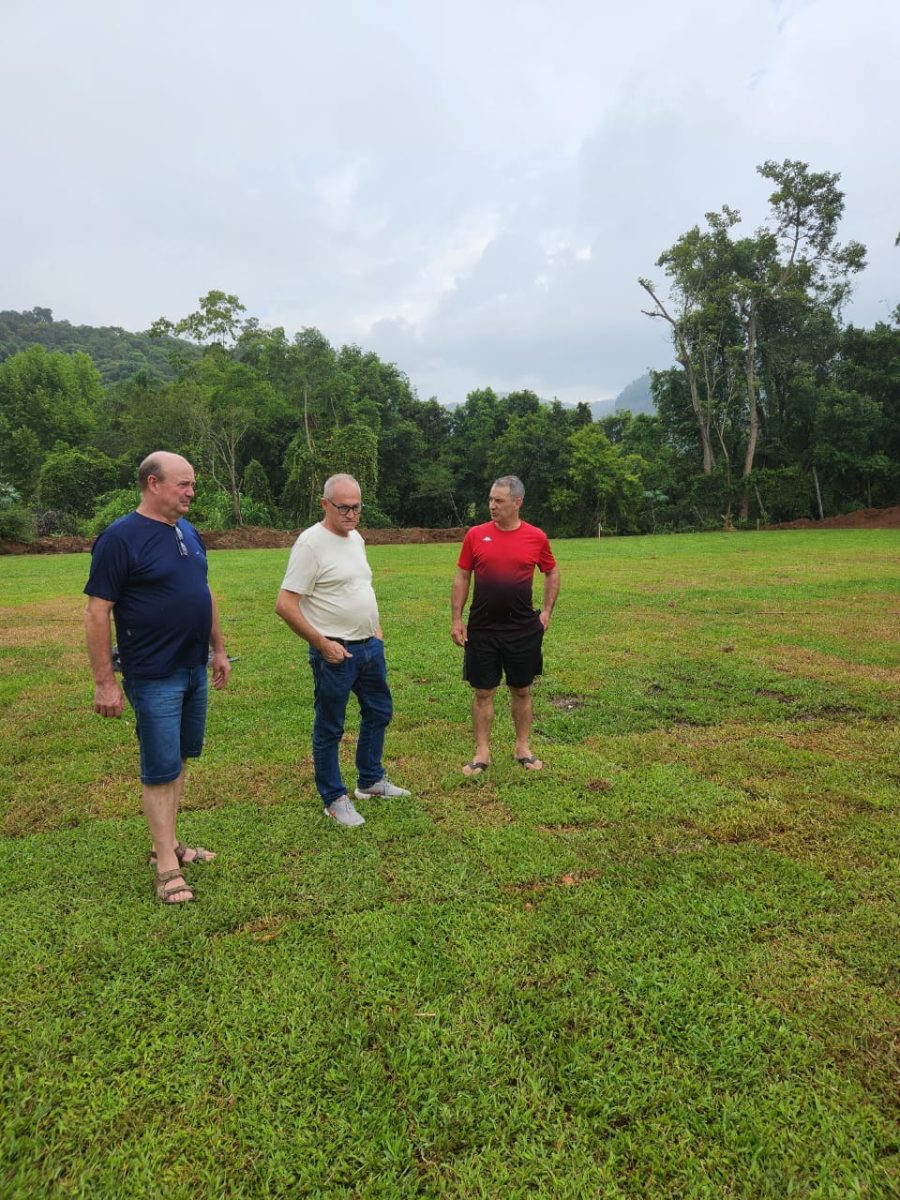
[0,308,191,385]
[0,160,897,541]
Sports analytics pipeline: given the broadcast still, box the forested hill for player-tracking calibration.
[585,374,656,421]
[614,373,654,415]
[0,308,193,383]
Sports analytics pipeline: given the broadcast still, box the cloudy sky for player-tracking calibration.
[2,0,897,406]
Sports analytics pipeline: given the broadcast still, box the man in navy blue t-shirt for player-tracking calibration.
[85,451,231,904]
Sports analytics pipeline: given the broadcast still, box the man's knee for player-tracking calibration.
[314,706,346,740]
[474,687,497,703]
[508,685,532,698]
[364,695,393,726]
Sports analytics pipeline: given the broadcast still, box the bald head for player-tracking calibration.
[138,452,194,492]
[136,452,197,524]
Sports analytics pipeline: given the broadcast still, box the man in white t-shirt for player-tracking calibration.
[275,473,410,827]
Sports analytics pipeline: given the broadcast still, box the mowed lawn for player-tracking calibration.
[1,530,898,1199]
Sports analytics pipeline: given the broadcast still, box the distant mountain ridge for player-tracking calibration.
[0,307,190,384]
[442,374,656,418]
[614,372,655,414]
[585,373,655,421]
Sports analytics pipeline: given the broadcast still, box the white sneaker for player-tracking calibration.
[354,777,411,799]
[324,796,365,827]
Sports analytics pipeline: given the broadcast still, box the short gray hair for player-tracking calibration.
[323,473,360,499]
[492,475,524,501]
[138,454,166,491]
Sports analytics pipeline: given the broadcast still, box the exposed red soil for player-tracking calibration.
[1,509,897,555]
[763,505,900,530]
[0,534,95,555]
[0,525,470,555]
[201,525,469,549]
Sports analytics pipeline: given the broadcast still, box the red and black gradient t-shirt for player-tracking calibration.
[458,521,557,633]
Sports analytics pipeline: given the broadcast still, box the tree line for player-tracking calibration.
[0,160,896,543]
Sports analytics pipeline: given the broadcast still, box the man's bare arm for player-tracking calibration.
[450,567,472,647]
[84,595,125,717]
[209,592,231,690]
[539,567,560,632]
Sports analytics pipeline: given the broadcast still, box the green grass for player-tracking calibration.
[1,529,898,1198]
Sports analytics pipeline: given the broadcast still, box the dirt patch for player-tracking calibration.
[3,505,897,554]
[0,535,94,554]
[201,525,468,550]
[1,525,469,554]
[586,778,614,792]
[764,505,900,530]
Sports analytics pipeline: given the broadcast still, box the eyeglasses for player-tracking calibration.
[174,525,188,557]
[325,498,363,516]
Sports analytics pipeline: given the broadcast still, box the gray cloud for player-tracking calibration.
[2,0,896,405]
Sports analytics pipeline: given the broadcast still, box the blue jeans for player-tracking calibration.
[308,637,393,804]
[123,665,208,786]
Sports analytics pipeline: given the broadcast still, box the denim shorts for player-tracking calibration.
[123,665,208,785]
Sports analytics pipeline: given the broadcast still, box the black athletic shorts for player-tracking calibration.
[463,626,544,690]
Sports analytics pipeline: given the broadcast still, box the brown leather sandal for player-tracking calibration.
[154,868,195,904]
[148,841,215,867]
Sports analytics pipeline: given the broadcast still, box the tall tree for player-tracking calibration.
[151,294,276,523]
[731,160,865,516]
[642,160,867,521]
[639,211,741,475]
[150,290,246,350]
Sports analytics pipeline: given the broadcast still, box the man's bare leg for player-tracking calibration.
[464,687,496,774]
[143,771,192,901]
[169,766,216,863]
[510,685,542,769]
[148,763,215,866]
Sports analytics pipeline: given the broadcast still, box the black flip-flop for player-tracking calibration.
[462,760,489,777]
[515,755,543,770]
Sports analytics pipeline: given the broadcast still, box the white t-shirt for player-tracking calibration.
[280,523,379,640]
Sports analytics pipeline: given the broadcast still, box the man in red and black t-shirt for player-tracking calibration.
[451,475,560,777]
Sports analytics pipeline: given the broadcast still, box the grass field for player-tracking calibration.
[1,530,898,1198]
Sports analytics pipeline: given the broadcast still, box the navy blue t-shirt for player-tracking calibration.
[84,511,212,679]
